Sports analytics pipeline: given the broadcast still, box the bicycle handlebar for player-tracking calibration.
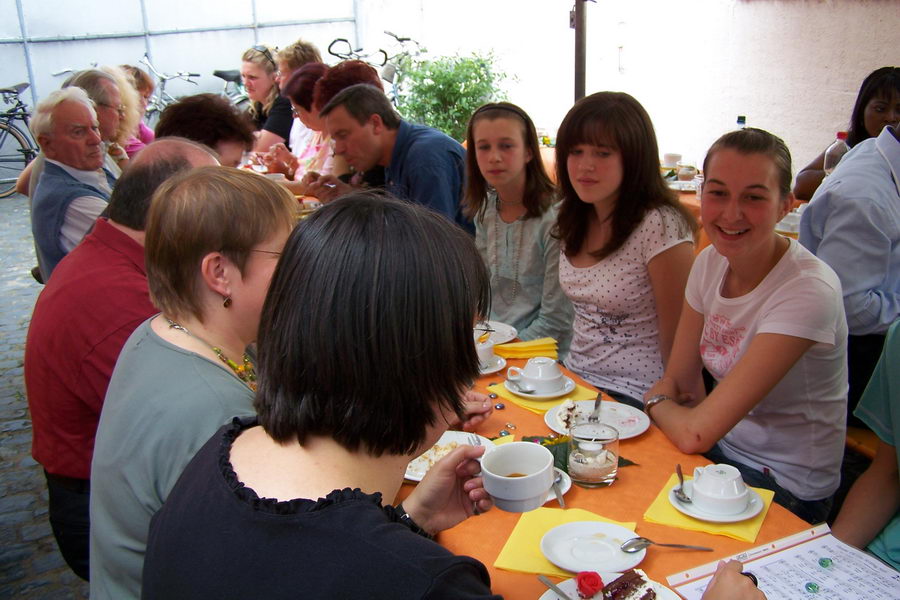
[328,38,354,59]
[384,30,411,43]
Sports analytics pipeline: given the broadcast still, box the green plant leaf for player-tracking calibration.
[396,52,507,142]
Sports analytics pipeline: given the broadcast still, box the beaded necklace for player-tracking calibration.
[491,194,526,305]
[165,318,257,391]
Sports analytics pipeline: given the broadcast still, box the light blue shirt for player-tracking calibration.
[800,126,900,335]
[475,195,573,354]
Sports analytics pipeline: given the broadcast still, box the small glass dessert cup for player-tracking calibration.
[568,423,619,488]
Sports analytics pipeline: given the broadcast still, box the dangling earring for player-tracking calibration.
[223,296,232,308]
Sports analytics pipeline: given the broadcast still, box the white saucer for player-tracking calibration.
[405,431,494,482]
[538,575,680,600]
[474,320,518,345]
[504,376,576,400]
[544,400,650,439]
[540,521,645,573]
[668,180,698,193]
[479,355,507,375]
[543,468,572,505]
[668,480,765,523]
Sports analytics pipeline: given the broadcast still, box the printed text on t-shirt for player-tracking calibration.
[700,313,747,376]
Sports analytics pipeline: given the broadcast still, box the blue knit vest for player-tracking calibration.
[32,161,115,279]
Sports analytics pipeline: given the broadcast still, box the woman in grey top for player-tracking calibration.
[89,167,297,599]
[465,103,573,354]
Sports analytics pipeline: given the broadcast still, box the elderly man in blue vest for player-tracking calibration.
[30,87,118,280]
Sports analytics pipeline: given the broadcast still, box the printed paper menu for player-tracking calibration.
[668,525,900,600]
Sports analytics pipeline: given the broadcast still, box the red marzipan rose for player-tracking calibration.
[576,571,604,598]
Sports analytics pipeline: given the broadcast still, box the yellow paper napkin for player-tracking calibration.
[494,507,636,577]
[643,473,774,543]
[494,337,558,360]
[491,434,516,445]
[486,382,597,414]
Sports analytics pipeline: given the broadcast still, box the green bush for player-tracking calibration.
[396,52,506,142]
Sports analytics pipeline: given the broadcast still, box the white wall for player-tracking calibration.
[410,0,899,174]
[3,0,898,178]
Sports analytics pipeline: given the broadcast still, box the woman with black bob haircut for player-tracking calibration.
[141,193,502,599]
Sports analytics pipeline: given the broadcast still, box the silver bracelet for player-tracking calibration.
[644,394,671,416]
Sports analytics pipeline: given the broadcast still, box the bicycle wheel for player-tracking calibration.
[0,122,36,199]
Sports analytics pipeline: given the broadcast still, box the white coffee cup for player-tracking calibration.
[691,464,750,515]
[663,152,682,167]
[476,339,496,370]
[506,357,564,394]
[481,442,554,512]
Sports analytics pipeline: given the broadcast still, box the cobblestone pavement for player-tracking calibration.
[0,193,88,599]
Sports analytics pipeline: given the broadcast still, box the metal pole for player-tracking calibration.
[14,0,37,105]
[251,0,259,44]
[139,0,152,61]
[574,0,586,101]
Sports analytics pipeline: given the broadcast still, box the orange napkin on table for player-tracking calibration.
[494,507,636,578]
[486,381,597,414]
[494,337,558,360]
[642,473,774,543]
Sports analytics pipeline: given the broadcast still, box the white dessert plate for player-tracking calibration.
[405,431,494,482]
[479,355,507,376]
[544,400,650,440]
[543,468,572,505]
[540,521,645,574]
[475,320,517,345]
[668,480,765,523]
[505,377,575,400]
[668,180,698,193]
[537,575,680,600]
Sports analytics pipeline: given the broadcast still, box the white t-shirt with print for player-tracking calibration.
[686,239,848,500]
[561,205,693,400]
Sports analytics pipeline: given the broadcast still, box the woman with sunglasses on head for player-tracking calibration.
[555,92,697,409]
[645,128,847,525]
[465,102,573,353]
[241,44,294,152]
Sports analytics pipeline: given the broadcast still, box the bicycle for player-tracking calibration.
[380,31,425,106]
[327,32,424,106]
[327,38,388,68]
[139,53,200,126]
[0,82,38,198]
[213,69,249,111]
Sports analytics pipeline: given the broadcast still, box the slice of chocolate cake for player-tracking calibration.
[601,569,656,600]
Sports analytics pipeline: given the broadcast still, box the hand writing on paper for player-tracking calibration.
[702,561,765,600]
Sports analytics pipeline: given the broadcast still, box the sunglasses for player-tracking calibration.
[252,44,277,70]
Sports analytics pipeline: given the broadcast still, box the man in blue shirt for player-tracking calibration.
[800,125,900,421]
[309,84,471,233]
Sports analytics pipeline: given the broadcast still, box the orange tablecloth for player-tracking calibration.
[400,359,807,598]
